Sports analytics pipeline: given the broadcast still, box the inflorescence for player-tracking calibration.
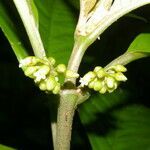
[19,56,127,95]
[79,65,127,94]
[19,56,79,94]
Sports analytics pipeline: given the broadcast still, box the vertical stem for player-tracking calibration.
[66,39,90,84]
[67,41,87,73]
[55,90,78,150]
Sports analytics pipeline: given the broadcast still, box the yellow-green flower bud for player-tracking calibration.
[106,69,115,74]
[40,65,50,75]
[107,88,114,93]
[56,64,66,73]
[88,80,96,89]
[39,81,47,91]
[96,68,105,79]
[66,70,79,78]
[83,71,96,81]
[79,71,96,87]
[48,57,56,65]
[105,76,115,89]
[33,65,50,82]
[93,80,103,91]
[94,66,102,73]
[115,72,127,81]
[99,86,107,94]
[46,76,56,91]
[53,83,61,94]
[113,65,127,72]
[24,66,39,77]
[19,56,41,67]
[107,82,118,93]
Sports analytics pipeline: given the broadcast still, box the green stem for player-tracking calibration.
[105,52,147,69]
[55,90,78,150]
[13,0,46,59]
[66,38,91,84]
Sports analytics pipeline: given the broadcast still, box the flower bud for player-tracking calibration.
[53,83,61,94]
[24,66,39,77]
[33,65,50,82]
[94,66,102,73]
[107,82,118,93]
[39,81,47,91]
[84,71,96,80]
[93,80,102,91]
[105,76,115,89]
[107,88,114,93]
[56,64,66,73]
[113,65,127,72]
[19,56,41,67]
[96,69,105,79]
[99,86,107,94]
[79,71,96,87]
[106,69,115,74]
[48,57,56,65]
[115,72,127,81]
[46,76,56,91]
[88,80,95,89]
[40,65,50,75]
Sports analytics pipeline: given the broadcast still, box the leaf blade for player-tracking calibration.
[79,90,150,150]
[34,0,77,64]
[0,1,28,61]
[127,33,150,54]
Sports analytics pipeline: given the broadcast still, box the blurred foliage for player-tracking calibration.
[0,0,29,60]
[0,0,150,150]
[0,144,15,150]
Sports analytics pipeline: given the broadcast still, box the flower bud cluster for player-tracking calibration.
[19,56,79,94]
[79,65,127,94]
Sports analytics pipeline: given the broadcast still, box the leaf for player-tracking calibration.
[0,1,28,61]
[79,89,150,150]
[0,145,15,150]
[34,0,77,64]
[127,33,150,54]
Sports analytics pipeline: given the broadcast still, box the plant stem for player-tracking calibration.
[13,0,46,59]
[55,88,89,150]
[66,38,91,84]
[55,90,78,150]
[105,52,147,69]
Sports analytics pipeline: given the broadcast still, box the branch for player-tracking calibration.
[105,52,148,69]
[67,0,150,85]
[13,0,46,59]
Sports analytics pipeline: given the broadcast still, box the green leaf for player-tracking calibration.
[0,144,15,150]
[127,33,150,54]
[34,0,77,64]
[0,1,28,61]
[79,90,150,150]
